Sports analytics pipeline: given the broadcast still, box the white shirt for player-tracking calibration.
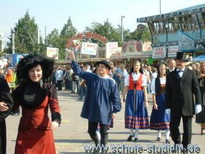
[55,69,64,81]
[151,77,166,94]
[177,68,185,78]
[124,72,147,87]
[168,68,175,72]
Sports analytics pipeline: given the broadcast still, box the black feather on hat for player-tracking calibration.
[16,54,54,81]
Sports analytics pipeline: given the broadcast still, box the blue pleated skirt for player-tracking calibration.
[150,93,170,130]
[125,90,149,129]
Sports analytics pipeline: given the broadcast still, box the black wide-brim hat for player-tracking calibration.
[175,52,190,62]
[16,54,54,80]
[96,60,111,70]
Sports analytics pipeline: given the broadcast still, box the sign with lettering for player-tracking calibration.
[152,47,166,59]
[106,42,119,58]
[81,42,98,55]
[168,45,178,57]
[46,47,59,59]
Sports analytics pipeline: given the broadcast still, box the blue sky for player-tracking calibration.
[0,0,205,42]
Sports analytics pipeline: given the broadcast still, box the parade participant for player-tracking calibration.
[165,52,202,150]
[5,67,19,116]
[196,62,205,135]
[69,51,121,148]
[0,77,14,154]
[123,60,149,142]
[150,63,170,143]
[12,55,61,154]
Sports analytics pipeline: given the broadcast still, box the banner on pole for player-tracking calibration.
[81,42,98,55]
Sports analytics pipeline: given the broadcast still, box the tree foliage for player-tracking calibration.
[85,20,120,46]
[6,11,43,55]
[45,29,60,47]
[85,21,151,46]
[59,18,77,59]
[45,18,77,59]
[127,26,151,42]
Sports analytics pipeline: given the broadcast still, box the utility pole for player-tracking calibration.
[121,15,125,43]
[159,0,162,15]
[44,26,47,44]
[12,29,15,54]
[37,28,40,44]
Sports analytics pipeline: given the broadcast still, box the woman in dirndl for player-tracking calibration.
[150,63,170,143]
[196,62,205,135]
[123,60,149,142]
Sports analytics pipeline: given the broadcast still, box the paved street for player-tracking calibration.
[6,90,205,154]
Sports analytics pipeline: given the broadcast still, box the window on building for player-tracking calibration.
[199,12,205,28]
[191,14,199,30]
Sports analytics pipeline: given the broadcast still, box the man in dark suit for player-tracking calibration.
[165,52,202,150]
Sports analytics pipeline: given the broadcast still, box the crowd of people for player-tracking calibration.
[0,51,205,153]
[67,51,203,153]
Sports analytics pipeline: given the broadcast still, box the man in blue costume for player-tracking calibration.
[69,51,121,149]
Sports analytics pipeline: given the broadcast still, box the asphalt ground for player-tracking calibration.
[6,90,205,154]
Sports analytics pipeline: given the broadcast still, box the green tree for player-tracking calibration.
[45,18,77,60]
[116,24,131,45]
[85,20,120,46]
[59,18,77,59]
[127,26,151,42]
[6,11,42,54]
[45,29,60,47]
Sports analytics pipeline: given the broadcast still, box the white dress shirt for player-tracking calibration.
[124,72,147,87]
[151,77,166,94]
[177,68,185,78]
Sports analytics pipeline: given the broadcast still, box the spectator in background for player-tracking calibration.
[196,62,205,135]
[5,67,19,116]
[118,65,127,90]
[167,58,176,73]
[50,67,57,86]
[192,62,200,77]
[112,67,121,91]
[78,65,86,101]
[72,72,79,94]
[63,65,73,93]
[108,61,115,78]
[117,64,128,96]
[85,64,92,73]
[195,62,201,72]
[55,66,64,90]
[143,65,152,94]
[0,68,4,78]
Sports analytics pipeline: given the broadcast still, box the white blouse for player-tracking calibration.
[124,72,147,87]
[151,77,166,94]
